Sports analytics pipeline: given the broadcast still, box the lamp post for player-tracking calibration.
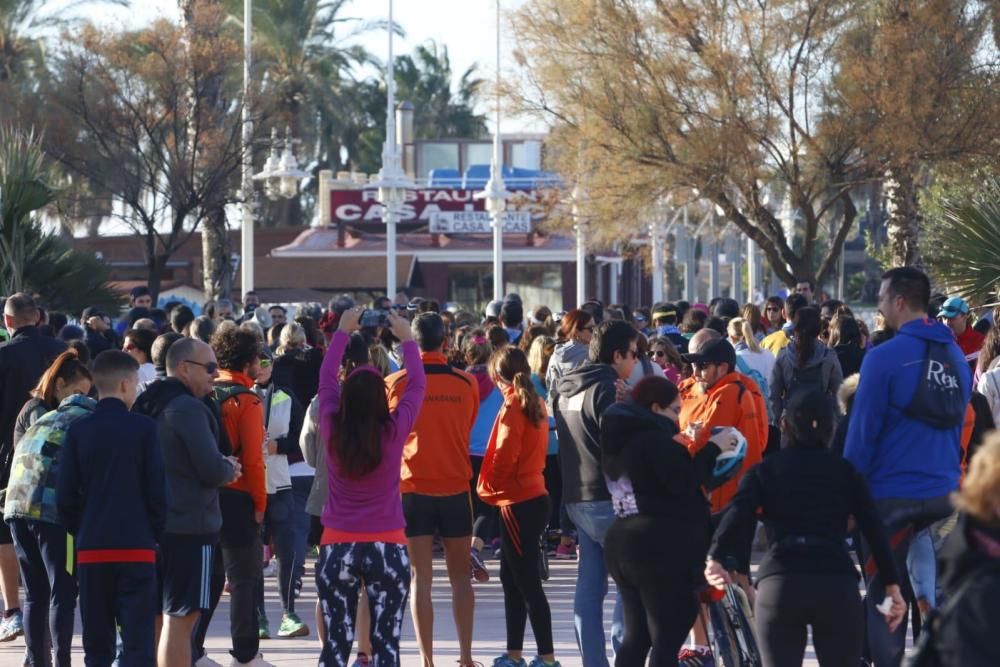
[475,0,512,301]
[572,185,586,307]
[239,0,308,296]
[372,0,412,299]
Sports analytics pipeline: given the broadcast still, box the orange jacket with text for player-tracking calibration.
[679,371,765,513]
[387,351,480,496]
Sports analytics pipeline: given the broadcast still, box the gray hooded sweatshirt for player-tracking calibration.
[769,339,844,422]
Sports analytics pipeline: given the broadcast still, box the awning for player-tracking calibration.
[254,255,419,292]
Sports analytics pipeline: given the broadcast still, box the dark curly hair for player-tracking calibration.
[211,328,262,373]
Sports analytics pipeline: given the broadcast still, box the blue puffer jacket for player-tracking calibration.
[844,318,970,500]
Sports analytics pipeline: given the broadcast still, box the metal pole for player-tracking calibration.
[746,235,757,303]
[708,239,720,299]
[573,189,586,306]
[240,0,254,296]
[732,235,743,303]
[651,222,664,303]
[385,0,397,298]
[491,0,503,301]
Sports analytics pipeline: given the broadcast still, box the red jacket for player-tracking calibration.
[477,385,548,507]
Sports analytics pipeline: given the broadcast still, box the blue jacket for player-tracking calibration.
[57,398,168,559]
[844,318,970,500]
[470,386,504,457]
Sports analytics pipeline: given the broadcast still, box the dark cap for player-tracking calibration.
[129,286,151,299]
[682,338,736,368]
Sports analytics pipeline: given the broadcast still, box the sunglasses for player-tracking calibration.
[650,350,666,358]
[765,307,781,312]
[185,359,219,375]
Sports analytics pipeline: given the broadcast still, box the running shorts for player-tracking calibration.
[158,533,216,616]
[402,492,473,538]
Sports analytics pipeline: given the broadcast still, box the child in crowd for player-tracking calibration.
[57,350,167,666]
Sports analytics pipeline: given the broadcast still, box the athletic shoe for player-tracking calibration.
[276,612,309,638]
[528,659,561,667]
[677,647,715,667]
[194,656,224,667]
[554,543,576,560]
[0,611,24,642]
[262,560,277,578]
[491,656,527,667]
[228,654,276,667]
[258,617,271,640]
[350,653,370,667]
[470,548,490,583]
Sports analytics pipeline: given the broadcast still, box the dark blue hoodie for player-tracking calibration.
[844,318,970,500]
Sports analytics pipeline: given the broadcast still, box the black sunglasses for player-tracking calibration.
[650,350,666,358]
[185,359,219,375]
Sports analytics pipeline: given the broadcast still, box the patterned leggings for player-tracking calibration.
[316,542,411,667]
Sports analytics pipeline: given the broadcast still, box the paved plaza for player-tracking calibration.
[0,558,832,666]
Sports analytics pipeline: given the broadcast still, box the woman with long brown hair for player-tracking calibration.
[315,307,425,666]
[769,306,843,422]
[14,349,93,445]
[478,346,561,667]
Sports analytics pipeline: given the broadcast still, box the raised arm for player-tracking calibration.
[317,329,351,424]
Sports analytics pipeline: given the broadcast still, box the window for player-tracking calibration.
[418,143,460,174]
[463,142,493,169]
[505,264,563,312]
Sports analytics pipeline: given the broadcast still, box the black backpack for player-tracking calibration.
[903,341,966,429]
[784,358,827,408]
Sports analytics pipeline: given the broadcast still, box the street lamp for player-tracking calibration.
[371,0,412,299]
[239,0,308,296]
[475,0,512,301]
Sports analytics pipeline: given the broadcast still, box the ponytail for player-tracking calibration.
[793,307,821,369]
[512,371,546,425]
[489,346,546,425]
[741,319,762,353]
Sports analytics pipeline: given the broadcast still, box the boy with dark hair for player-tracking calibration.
[57,350,167,666]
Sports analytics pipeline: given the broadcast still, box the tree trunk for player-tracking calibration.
[201,207,232,301]
[147,253,169,303]
[884,168,922,268]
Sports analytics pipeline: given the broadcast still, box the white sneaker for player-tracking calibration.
[229,653,276,667]
[195,656,224,667]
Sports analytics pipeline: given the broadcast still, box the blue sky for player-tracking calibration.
[73,0,540,132]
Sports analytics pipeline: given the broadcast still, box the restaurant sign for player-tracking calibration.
[330,188,555,227]
[429,211,532,234]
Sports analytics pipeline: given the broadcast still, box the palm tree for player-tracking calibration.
[931,177,1000,303]
[349,41,488,174]
[0,0,128,84]
[0,125,55,293]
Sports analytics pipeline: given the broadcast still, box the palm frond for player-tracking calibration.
[933,177,1000,303]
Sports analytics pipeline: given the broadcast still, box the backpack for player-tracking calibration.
[211,383,257,456]
[784,357,827,409]
[735,356,772,422]
[904,341,966,430]
[908,559,1000,667]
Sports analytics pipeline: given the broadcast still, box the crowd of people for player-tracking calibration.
[0,270,997,667]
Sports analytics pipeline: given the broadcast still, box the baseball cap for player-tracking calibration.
[939,296,970,319]
[682,337,736,368]
[485,300,503,318]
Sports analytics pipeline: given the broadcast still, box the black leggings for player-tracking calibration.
[471,455,499,544]
[498,495,553,656]
[755,573,863,667]
[605,514,706,667]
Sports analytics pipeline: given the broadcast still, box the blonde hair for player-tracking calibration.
[527,335,556,378]
[728,317,762,353]
[368,344,392,377]
[277,321,307,356]
[953,433,1000,525]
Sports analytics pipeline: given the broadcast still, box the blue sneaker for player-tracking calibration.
[492,656,527,667]
[528,659,561,667]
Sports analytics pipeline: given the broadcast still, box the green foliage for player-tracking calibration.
[0,124,56,293]
[930,175,1000,303]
